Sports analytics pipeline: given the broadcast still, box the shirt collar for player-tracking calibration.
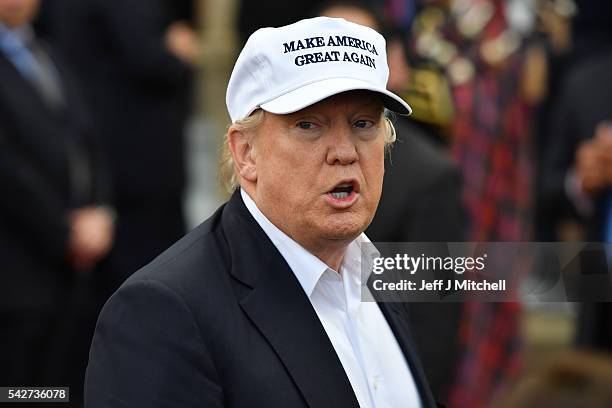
[0,23,34,44]
[240,188,373,298]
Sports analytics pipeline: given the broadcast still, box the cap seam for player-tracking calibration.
[252,34,271,90]
[242,35,267,100]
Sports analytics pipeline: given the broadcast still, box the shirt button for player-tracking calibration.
[372,375,380,390]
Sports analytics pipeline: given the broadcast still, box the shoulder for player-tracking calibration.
[86,248,225,406]
[118,204,231,307]
[562,54,612,97]
[92,203,237,355]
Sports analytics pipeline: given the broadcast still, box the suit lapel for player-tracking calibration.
[378,302,438,408]
[222,191,360,408]
[0,52,54,115]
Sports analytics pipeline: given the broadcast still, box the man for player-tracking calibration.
[86,17,436,407]
[52,0,199,291]
[542,51,612,350]
[0,0,113,392]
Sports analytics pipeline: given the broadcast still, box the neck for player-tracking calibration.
[305,240,349,272]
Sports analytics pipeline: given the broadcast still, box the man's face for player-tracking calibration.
[0,0,39,28]
[251,91,386,253]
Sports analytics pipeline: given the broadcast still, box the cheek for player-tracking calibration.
[369,167,385,207]
[361,147,385,197]
[257,146,320,202]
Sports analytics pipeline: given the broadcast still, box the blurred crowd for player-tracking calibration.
[0,0,197,404]
[1,0,612,407]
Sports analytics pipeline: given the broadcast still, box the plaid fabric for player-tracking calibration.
[446,6,531,407]
[451,58,533,242]
[448,301,523,408]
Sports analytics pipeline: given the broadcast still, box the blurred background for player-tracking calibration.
[1,0,612,406]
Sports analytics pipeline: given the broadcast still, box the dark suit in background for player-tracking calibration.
[86,191,437,408]
[367,118,465,243]
[542,53,612,240]
[542,52,612,350]
[53,0,193,294]
[238,0,325,45]
[0,32,110,391]
[367,117,466,404]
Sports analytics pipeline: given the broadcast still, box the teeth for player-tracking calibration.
[332,192,349,199]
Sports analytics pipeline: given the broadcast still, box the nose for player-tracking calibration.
[325,125,358,165]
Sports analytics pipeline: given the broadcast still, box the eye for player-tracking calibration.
[297,121,316,130]
[354,119,374,129]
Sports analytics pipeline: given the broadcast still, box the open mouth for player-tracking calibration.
[330,183,354,199]
[326,180,359,205]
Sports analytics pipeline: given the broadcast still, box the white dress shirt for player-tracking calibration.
[241,189,421,408]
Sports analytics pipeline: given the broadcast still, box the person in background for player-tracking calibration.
[542,49,612,351]
[318,1,466,405]
[238,0,326,45]
[0,0,114,398]
[52,0,199,298]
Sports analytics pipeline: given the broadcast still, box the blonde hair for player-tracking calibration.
[219,109,397,193]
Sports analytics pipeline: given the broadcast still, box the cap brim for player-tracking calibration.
[259,77,412,116]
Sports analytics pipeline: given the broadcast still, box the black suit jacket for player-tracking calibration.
[0,43,109,312]
[542,52,612,350]
[542,52,612,238]
[86,191,437,407]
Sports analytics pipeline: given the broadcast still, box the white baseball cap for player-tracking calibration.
[226,16,412,122]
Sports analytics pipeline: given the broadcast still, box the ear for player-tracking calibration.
[227,125,257,183]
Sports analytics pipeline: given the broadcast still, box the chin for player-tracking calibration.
[319,212,369,241]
